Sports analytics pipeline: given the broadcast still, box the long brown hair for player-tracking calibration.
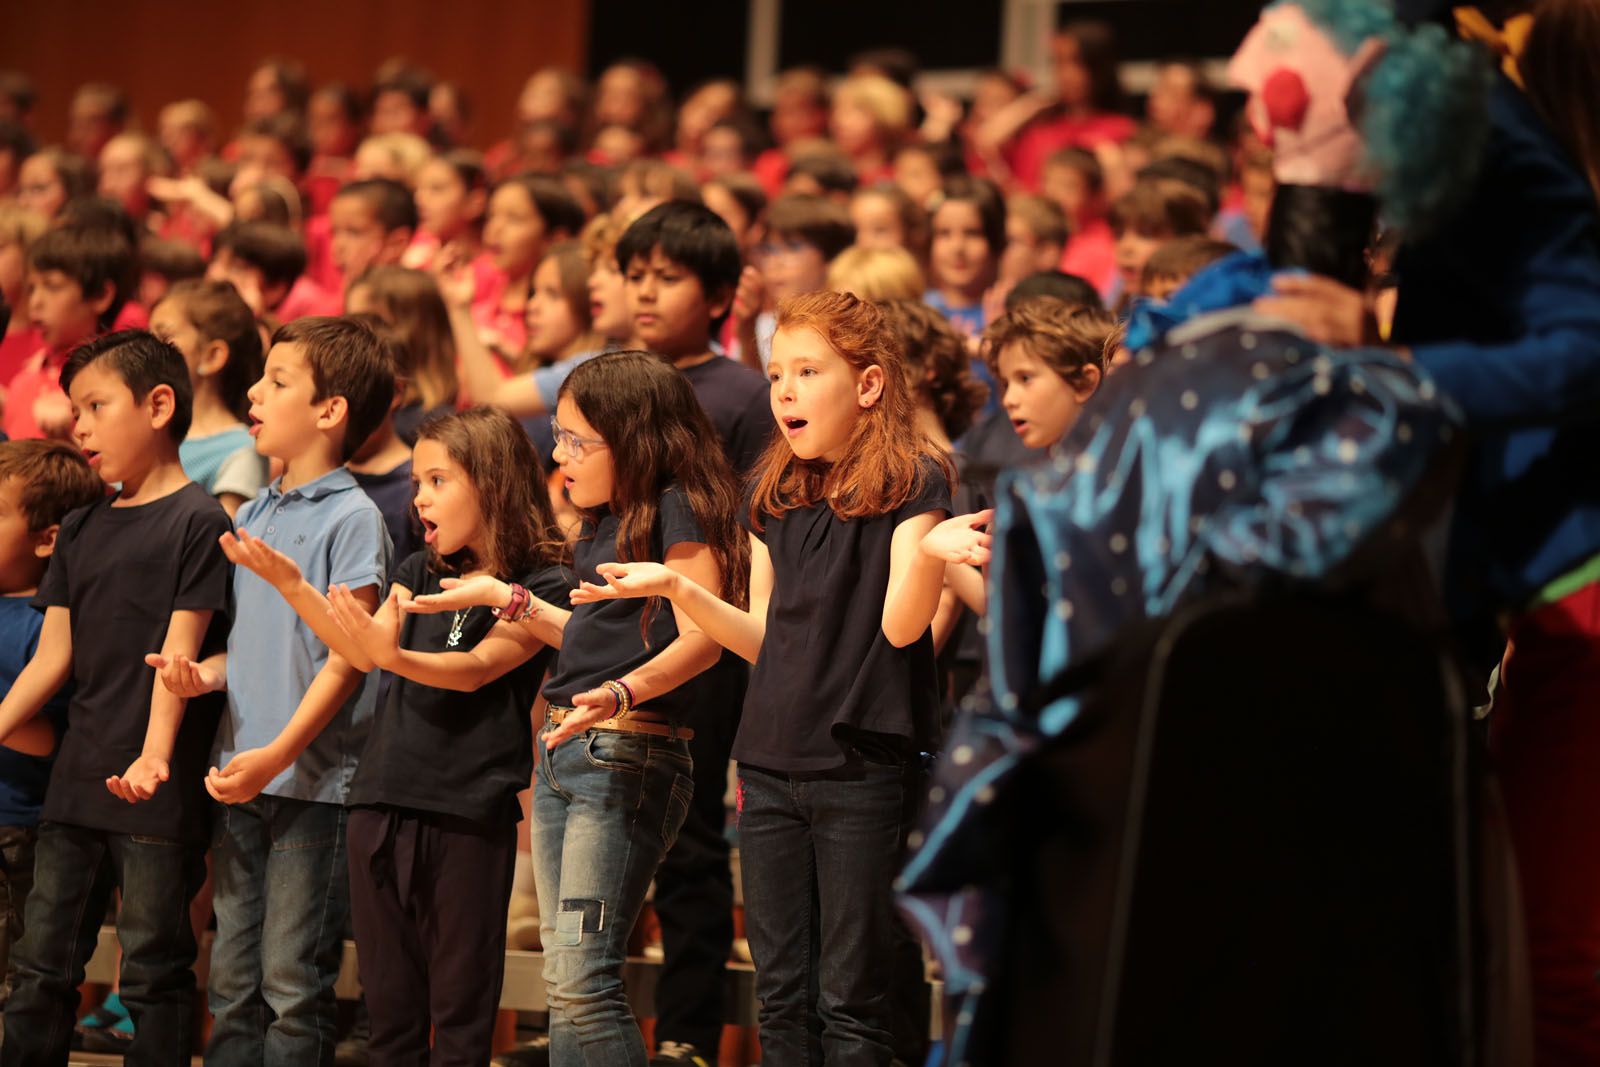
[415,406,562,578]
[348,266,460,411]
[559,351,750,619]
[1523,0,1600,205]
[748,291,954,530]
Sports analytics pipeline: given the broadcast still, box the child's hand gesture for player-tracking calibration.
[205,748,286,805]
[570,561,678,604]
[402,574,512,614]
[732,265,766,328]
[220,529,303,594]
[546,685,626,748]
[144,653,225,698]
[106,755,170,804]
[328,584,401,668]
[920,509,996,566]
[432,245,477,310]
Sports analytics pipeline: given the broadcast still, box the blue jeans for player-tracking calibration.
[1,821,206,1067]
[206,795,349,1067]
[534,726,693,1067]
[736,761,911,1067]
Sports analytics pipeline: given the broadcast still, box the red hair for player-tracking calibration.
[748,290,953,529]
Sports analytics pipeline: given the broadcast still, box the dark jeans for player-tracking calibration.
[2,821,206,1067]
[207,795,349,1067]
[346,805,516,1067]
[652,656,743,1052]
[736,760,913,1067]
[0,823,39,1009]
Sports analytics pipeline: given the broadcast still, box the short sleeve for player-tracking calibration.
[389,550,430,596]
[33,506,85,611]
[526,562,573,606]
[327,506,392,591]
[658,488,706,552]
[173,506,235,613]
[895,455,954,525]
[211,446,270,503]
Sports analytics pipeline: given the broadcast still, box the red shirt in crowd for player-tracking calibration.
[1006,110,1136,192]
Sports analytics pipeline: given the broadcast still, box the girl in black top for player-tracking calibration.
[405,351,748,1066]
[572,293,991,1066]
[232,407,565,1064]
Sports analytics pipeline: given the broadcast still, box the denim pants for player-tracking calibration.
[736,761,912,1067]
[1,821,206,1067]
[206,795,349,1067]
[0,823,39,1009]
[534,726,693,1067]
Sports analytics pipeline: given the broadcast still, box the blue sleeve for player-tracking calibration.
[658,488,707,552]
[1409,89,1600,427]
[327,504,392,592]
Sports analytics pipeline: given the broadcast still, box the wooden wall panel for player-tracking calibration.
[0,0,590,151]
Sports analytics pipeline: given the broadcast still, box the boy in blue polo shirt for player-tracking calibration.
[149,316,393,1066]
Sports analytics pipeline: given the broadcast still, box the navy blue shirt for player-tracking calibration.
[0,596,71,826]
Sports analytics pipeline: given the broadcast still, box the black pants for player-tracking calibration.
[2,821,205,1067]
[651,653,744,1052]
[346,806,516,1067]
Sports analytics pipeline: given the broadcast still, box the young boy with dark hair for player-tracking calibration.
[1108,177,1212,305]
[0,329,233,1064]
[208,221,341,321]
[5,225,135,441]
[0,440,104,1014]
[731,192,856,370]
[150,314,393,1066]
[614,199,767,1067]
[328,179,418,290]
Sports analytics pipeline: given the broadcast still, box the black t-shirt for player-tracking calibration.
[353,459,423,577]
[542,489,708,722]
[347,551,568,823]
[35,482,232,843]
[734,457,952,772]
[679,355,773,477]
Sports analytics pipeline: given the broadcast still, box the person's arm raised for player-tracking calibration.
[572,530,773,664]
[219,529,376,671]
[883,509,993,648]
[403,574,572,650]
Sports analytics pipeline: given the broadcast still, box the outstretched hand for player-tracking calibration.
[145,653,224,698]
[569,561,678,605]
[220,529,304,593]
[106,755,170,804]
[402,574,512,614]
[920,509,996,566]
[328,584,402,667]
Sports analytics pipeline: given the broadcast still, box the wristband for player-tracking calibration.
[600,679,633,719]
[492,583,528,621]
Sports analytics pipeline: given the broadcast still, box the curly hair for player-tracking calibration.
[878,299,988,440]
[982,296,1120,391]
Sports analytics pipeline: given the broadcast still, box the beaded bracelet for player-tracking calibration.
[492,583,529,621]
[600,679,633,719]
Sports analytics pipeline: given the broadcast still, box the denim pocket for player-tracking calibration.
[662,772,693,851]
[583,731,649,774]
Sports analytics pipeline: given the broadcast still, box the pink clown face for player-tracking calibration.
[1227,4,1386,191]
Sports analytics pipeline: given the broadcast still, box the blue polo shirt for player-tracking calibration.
[215,467,391,803]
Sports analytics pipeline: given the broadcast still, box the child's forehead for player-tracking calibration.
[625,245,695,272]
[68,360,135,397]
[264,340,311,369]
[330,194,379,222]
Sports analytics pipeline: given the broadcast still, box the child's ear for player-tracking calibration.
[260,280,291,312]
[857,364,886,409]
[146,382,178,431]
[464,187,488,223]
[196,338,231,379]
[32,523,61,560]
[316,394,350,433]
[87,281,116,319]
[383,228,414,264]
[1073,364,1103,402]
[708,284,734,324]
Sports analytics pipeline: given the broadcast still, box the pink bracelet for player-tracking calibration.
[493,583,529,621]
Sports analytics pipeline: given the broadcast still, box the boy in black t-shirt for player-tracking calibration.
[615,202,768,1065]
[0,330,232,1064]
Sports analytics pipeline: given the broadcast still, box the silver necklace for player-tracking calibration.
[447,608,468,648]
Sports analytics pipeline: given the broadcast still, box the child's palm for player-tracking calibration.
[220,530,302,590]
[922,510,996,565]
[573,561,675,604]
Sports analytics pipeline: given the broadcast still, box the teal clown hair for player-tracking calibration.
[1278,0,1492,233]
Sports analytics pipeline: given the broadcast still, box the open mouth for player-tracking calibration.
[782,417,808,435]
[248,414,264,437]
[82,449,102,468]
[419,516,439,545]
[1011,419,1029,436]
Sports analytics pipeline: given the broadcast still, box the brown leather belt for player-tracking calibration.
[546,705,693,741]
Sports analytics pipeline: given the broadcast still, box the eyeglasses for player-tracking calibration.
[550,417,608,460]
